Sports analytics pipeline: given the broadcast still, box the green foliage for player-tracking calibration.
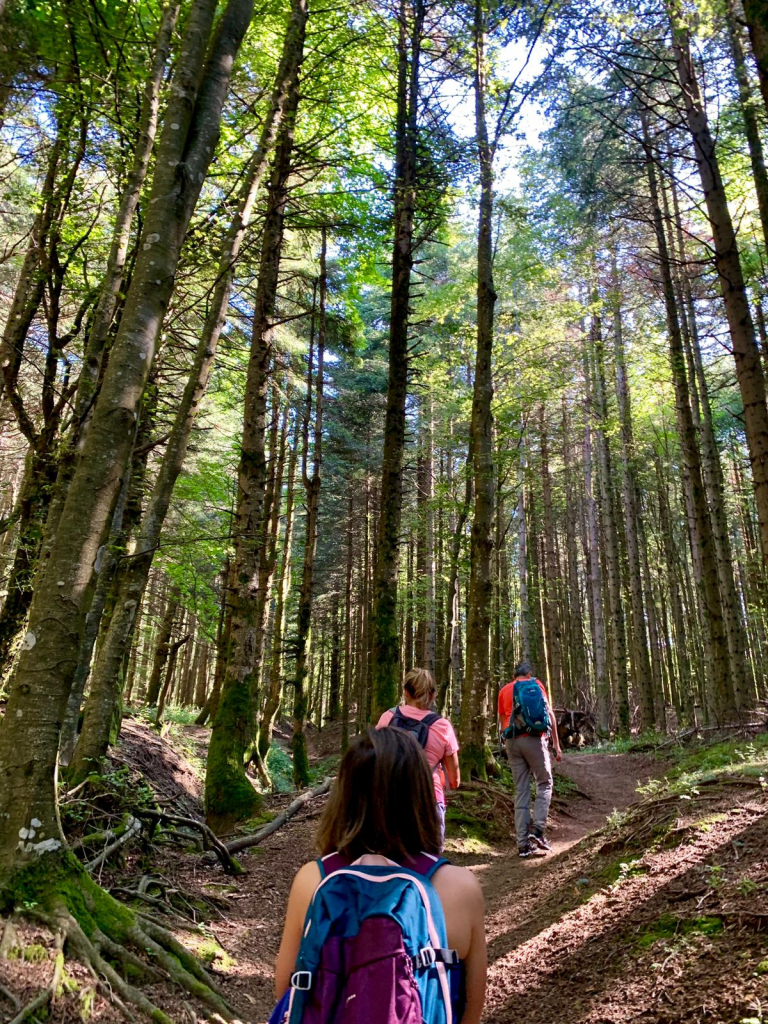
[266,743,295,794]
[636,914,724,948]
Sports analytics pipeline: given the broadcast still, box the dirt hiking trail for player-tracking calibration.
[210,750,667,1023]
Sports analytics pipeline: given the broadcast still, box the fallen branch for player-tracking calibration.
[137,809,243,875]
[85,816,142,873]
[223,777,333,856]
[0,979,20,1010]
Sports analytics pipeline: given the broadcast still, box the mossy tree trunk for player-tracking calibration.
[0,0,253,874]
[206,0,308,827]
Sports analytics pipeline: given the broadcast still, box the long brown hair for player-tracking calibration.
[316,727,440,861]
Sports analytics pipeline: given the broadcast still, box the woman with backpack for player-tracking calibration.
[273,728,487,1024]
[375,667,460,850]
[497,659,562,859]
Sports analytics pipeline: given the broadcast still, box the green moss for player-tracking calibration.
[637,914,724,948]
[3,852,134,942]
[459,743,490,782]
[196,938,235,971]
[22,943,49,962]
[755,959,768,975]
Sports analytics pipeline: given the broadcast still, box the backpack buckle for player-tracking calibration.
[291,970,313,991]
[413,946,437,969]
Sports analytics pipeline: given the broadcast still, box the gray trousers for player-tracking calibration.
[505,733,553,846]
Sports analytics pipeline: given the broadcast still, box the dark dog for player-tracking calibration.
[556,709,597,749]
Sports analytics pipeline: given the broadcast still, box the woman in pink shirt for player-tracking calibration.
[376,668,460,849]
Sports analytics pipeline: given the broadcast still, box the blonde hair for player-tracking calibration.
[403,667,436,710]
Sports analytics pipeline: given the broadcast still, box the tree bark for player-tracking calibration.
[724,0,768,249]
[460,0,496,777]
[205,0,307,828]
[610,268,655,731]
[643,110,732,723]
[589,303,630,735]
[290,236,326,787]
[583,344,609,732]
[743,0,768,113]
[0,0,254,874]
[670,13,768,570]
[371,0,424,720]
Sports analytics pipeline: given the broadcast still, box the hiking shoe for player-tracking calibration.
[529,829,552,852]
[518,843,546,858]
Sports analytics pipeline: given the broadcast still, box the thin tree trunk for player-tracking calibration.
[74,2,180,423]
[258,422,299,758]
[743,0,768,113]
[583,338,610,733]
[460,0,496,777]
[371,0,423,719]
[291,234,326,788]
[589,304,630,734]
[643,111,732,723]
[610,269,654,730]
[670,14,768,569]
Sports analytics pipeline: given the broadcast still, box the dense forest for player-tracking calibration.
[1,0,768,1019]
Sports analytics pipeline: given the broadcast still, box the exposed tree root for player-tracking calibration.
[3,853,238,1023]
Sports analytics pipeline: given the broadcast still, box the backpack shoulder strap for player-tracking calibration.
[317,852,350,878]
[406,853,449,878]
[421,712,440,728]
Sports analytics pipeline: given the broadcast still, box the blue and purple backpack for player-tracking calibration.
[269,852,461,1024]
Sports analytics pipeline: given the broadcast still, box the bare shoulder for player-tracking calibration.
[434,864,484,903]
[294,859,322,887]
[290,860,322,904]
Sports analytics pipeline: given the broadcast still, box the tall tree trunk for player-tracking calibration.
[589,304,630,735]
[0,0,254,874]
[610,269,655,731]
[517,417,531,663]
[258,422,299,759]
[743,0,768,113]
[561,399,585,700]
[583,348,609,732]
[667,169,752,714]
[437,440,472,712]
[416,393,436,671]
[74,2,180,423]
[205,0,307,828]
[371,0,424,719]
[724,0,768,249]
[460,0,496,777]
[145,587,181,707]
[643,111,733,723]
[341,489,354,753]
[290,233,326,787]
[670,13,768,570]
[538,404,563,702]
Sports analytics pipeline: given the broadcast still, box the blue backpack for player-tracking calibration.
[502,678,550,738]
[269,852,461,1024]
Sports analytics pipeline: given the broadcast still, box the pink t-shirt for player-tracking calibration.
[376,705,460,805]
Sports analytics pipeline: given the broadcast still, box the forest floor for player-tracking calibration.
[1,721,767,1023]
